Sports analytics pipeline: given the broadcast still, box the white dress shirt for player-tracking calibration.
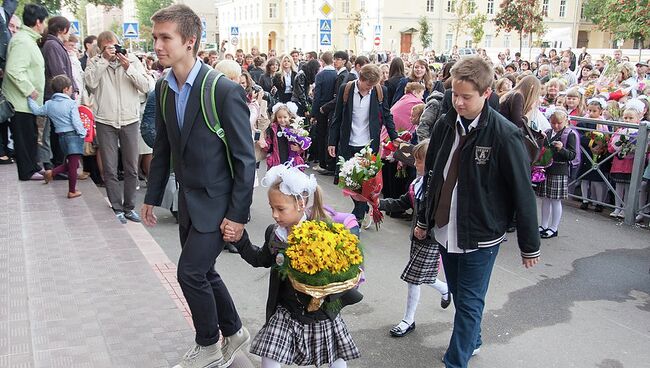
[349,81,371,147]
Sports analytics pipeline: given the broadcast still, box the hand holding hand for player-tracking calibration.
[413,226,427,240]
[220,218,245,242]
[30,90,39,100]
[257,139,268,149]
[141,204,157,227]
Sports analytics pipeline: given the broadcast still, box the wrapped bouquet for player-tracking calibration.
[531,143,554,184]
[613,131,637,160]
[279,220,363,312]
[337,146,384,227]
[278,117,312,151]
[588,131,609,163]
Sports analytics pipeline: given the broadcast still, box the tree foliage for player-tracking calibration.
[418,16,432,50]
[450,0,474,46]
[135,0,173,28]
[493,0,544,52]
[16,0,122,15]
[468,13,487,47]
[583,0,650,47]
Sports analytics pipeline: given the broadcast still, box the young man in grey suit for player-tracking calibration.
[142,5,256,368]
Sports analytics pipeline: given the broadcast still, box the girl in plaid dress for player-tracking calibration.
[536,107,577,239]
[378,141,450,338]
[229,164,361,368]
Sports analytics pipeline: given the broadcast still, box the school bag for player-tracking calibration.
[560,126,582,169]
[158,69,234,178]
[342,81,384,105]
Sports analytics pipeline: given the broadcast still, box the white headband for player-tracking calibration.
[587,97,607,109]
[261,162,318,205]
[272,102,298,116]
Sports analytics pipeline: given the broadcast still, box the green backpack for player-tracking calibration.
[159,70,234,178]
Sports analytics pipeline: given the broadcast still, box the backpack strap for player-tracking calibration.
[342,81,355,105]
[200,70,234,178]
[374,85,383,103]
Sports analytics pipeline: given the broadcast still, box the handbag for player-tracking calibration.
[520,117,545,163]
[0,90,15,123]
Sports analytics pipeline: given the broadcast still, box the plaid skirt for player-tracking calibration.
[535,174,568,200]
[400,240,441,285]
[250,306,360,366]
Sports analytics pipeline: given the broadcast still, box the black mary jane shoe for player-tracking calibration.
[389,320,415,337]
[441,293,452,309]
[538,226,547,236]
[0,157,14,165]
[540,229,558,239]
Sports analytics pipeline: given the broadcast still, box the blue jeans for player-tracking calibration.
[441,245,500,368]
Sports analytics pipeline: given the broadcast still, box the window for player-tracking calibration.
[542,0,549,16]
[445,33,453,50]
[580,4,586,20]
[465,39,472,48]
[360,0,366,9]
[342,0,350,14]
[269,3,277,18]
[504,34,510,48]
[468,0,476,13]
[426,0,434,12]
[559,0,566,17]
[484,34,492,47]
[522,35,529,48]
[446,0,455,13]
[294,0,297,16]
[487,0,494,15]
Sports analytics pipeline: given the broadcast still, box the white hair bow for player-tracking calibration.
[261,161,318,200]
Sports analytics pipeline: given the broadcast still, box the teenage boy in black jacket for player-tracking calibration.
[414,56,540,368]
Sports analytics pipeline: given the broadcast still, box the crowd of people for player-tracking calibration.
[1,2,649,368]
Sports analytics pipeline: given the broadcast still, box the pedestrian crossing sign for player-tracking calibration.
[319,19,332,32]
[230,26,239,36]
[319,33,332,46]
[123,22,139,39]
[70,20,80,36]
[201,19,207,43]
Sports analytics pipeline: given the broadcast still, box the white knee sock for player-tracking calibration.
[330,358,347,368]
[403,283,421,324]
[580,181,591,202]
[261,357,281,368]
[426,279,449,299]
[550,199,562,232]
[541,198,551,229]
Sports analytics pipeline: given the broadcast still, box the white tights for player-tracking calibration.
[540,198,563,232]
[580,180,607,203]
[615,183,630,209]
[403,280,449,324]
[640,181,649,214]
[261,357,347,368]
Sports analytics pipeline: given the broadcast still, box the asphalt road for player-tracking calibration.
[129,169,650,368]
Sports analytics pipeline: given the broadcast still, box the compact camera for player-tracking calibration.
[114,44,127,55]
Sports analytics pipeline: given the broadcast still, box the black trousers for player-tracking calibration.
[0,120,10,156]
[177,191,242,346]
[316,114,335,171]
[10,112,41,180]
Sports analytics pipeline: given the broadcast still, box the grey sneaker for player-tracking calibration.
[124,210,141,223]
[173,343,225,368]
[115,211,127,224]
[220,327,250,367]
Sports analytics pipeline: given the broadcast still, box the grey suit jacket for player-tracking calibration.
[144,63,256,233]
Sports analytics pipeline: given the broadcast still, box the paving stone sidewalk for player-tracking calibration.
[0,165,193,368]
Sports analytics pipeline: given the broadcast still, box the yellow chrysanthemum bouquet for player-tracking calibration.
[278,220,363,312]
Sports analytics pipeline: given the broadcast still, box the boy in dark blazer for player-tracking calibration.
[311,51,337,173]
[142,5,256,368]
[328,63,399,222]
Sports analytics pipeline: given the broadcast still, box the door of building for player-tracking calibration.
[401,33,412,54]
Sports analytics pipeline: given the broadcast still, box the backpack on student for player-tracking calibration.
[158,69,234,177]
[341,81,383,105]
[560,126,582,169]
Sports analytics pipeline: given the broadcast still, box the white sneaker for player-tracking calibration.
[636,214,646,223]
[361,211,373,230]
[173,343,224,368]
[609,209,622,218]
[220,327,250,367]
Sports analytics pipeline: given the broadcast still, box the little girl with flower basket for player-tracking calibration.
[228,164,363,368]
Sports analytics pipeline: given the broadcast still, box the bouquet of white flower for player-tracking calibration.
[337,146,384,227]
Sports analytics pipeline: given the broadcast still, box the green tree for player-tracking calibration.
[17,0,122,15]
[347,10,365,52]
[493,0,544,53]
[584,0,649,60]
[135,0,172,28]
[450,0,474,47]
[468,13,487,47]
[417,16,432,50]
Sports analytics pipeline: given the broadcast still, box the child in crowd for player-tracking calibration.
[229,164,361,368]
[495,77,512,98]
[608,106,642,218]
[564,87,586,119]
[603,100,621,121]
[263,103,304,168]
[578,98,610,211]
[537,107,577,238]
[378,140,450,338]
[28,75,86,198]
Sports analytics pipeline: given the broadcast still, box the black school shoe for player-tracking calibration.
[541,229,558,239]
[389,320,415,337]
[580,202,589,210]
[441,293,452,309]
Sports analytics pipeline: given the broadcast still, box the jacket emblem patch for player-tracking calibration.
[475,146,491,165]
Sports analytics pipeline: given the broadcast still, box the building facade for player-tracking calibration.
[214,0,635,55]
